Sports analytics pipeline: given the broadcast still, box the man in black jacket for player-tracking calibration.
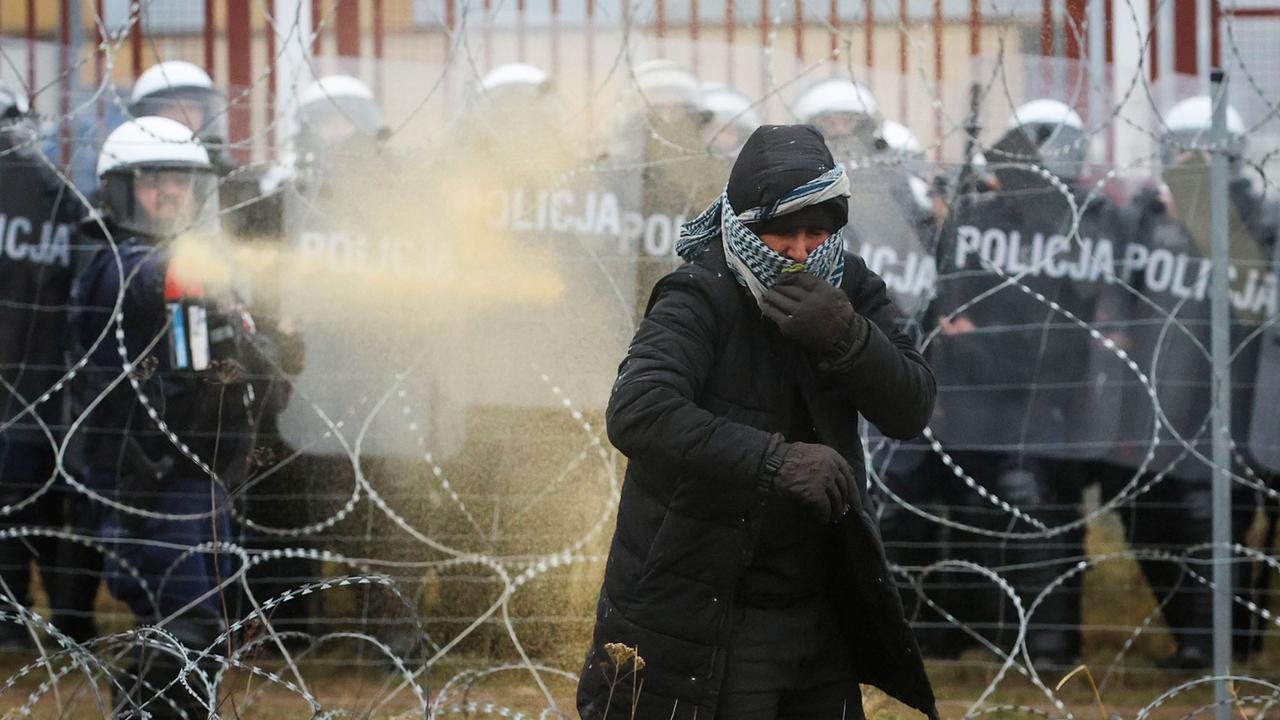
[578,125,939,720]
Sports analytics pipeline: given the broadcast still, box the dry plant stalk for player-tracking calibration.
[1056,663,1109,720]
[601,642,645,720]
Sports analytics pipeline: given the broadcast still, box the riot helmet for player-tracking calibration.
[0,80,30,120]
[96,116,219,240]
[793,79,881,159]
[629,60,707,126]
[130,61,228,145]
[878,120,924,161]
[1002,98,1087,184]
[468,63,563,140]
[700,83,761,160]
[475,63,553,107]
[1161,95,1247,176]
[0,80,35,147]
[295,75,387,163]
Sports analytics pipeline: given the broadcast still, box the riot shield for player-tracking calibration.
[845,162,938,321]
[929,130,1124,459]
[843,159,940,478]
[1095,152,1270,481]
[605,106,725,319]
[273,164,450,459]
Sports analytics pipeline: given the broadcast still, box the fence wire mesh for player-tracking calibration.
[0,0,1278,717]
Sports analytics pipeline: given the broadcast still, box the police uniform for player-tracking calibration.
[1090,168,1277,665]
[927,103,1121,665]
[70,116,275,717]
[0,95,99,647]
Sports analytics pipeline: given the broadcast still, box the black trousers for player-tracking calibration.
[882,451,1083,661]
[232,442,321,637]
[0,438,100,643]
[715,596,864,720]
[1091,462,1260,657]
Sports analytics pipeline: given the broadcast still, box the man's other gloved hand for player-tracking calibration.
[772,442,857,524]
[761,272,855,354]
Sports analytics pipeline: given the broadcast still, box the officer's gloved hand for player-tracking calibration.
[771,441,857,524]
[762,272,857,355]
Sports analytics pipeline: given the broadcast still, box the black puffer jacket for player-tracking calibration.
[577,242,939,720]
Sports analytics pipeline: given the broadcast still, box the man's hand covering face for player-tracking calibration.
[761,271,855,354]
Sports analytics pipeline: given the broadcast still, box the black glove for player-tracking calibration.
[761,271,855,354]
[771,441,857,524]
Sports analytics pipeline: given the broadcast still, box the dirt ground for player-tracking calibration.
[0,651,1273,719]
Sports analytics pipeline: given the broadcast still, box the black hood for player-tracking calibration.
[726,124,848,230]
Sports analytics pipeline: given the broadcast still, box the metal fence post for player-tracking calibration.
[274,0,313,169]
[61,0,79,168]
[1208,66,1233,720]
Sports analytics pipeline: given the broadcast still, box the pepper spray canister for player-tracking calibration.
[164,264,211,372]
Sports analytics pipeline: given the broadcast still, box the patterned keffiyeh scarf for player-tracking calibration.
[676,165,850,307]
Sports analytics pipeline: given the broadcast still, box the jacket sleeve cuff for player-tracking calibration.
[815,313,872,376]
[757,433,790,494]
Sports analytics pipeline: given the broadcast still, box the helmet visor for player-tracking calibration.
[809,111,880,160]
[131,86,230,144]
[298,95,386,148]
[1028,124,1086,182]
[478,82,550,109]
[1161,128,1246,170]
[0,115,38,148]
[102,165,221,239]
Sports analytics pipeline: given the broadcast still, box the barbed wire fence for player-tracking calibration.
[0,0,1278,717]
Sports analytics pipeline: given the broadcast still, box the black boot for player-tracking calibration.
[1155,643,1211,671]
[0,622,32,652]
[46,543,103,644]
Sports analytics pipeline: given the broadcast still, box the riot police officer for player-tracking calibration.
[293,74,388,174]
[129,61,231,168]
[1094,94,1278,667]
[275,74,441,661]
[130,59,274,239]
[453,63,574,190]
[793,78,881,163]
[792,81,931,285]
[930,98,1123,667]
[239,73,388,641]
[71,116,276,716]
[793,80,947,654]
[610,60,723,317]
[792,82,934,315]
[0,80,95,647]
